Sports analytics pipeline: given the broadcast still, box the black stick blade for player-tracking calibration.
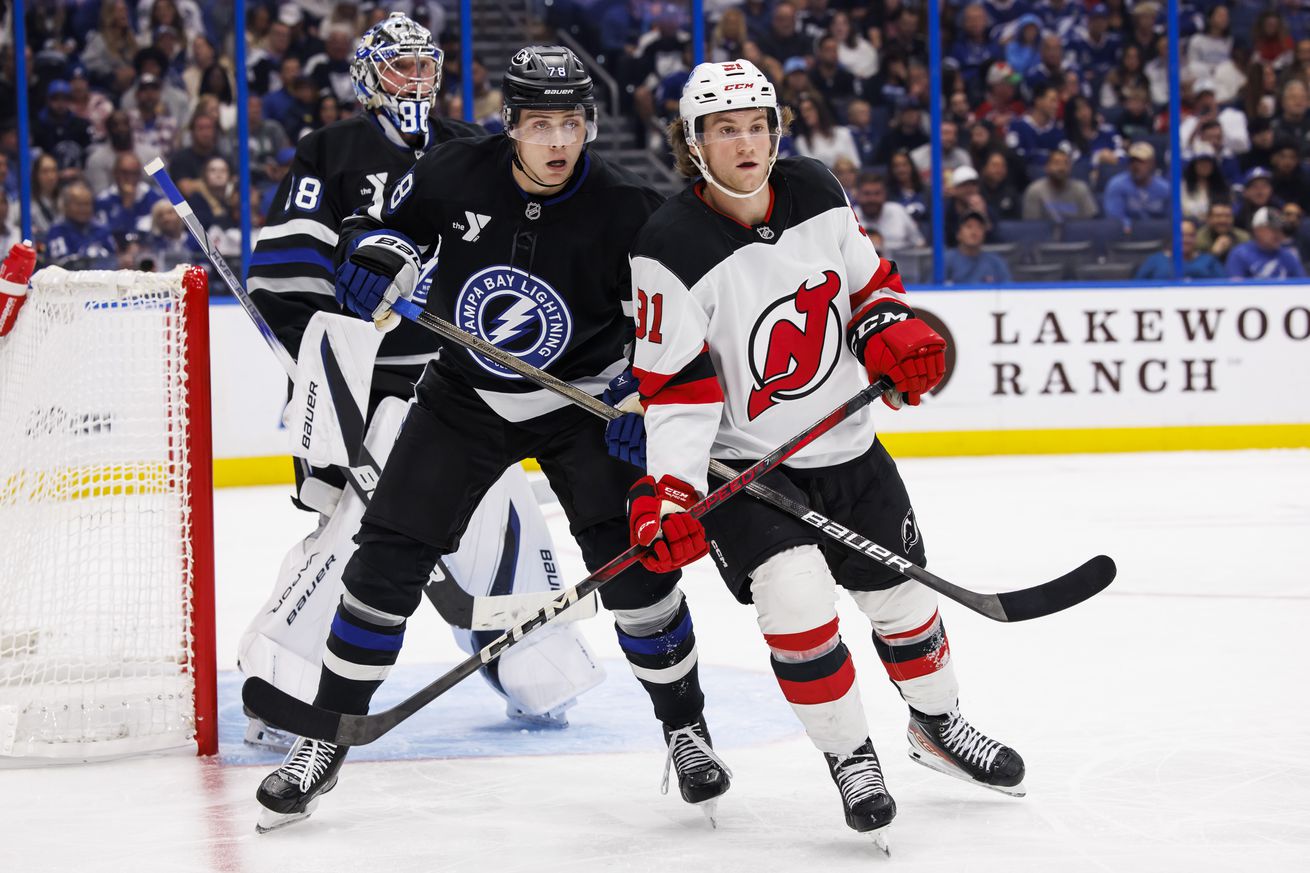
[242,677,343,742]
[996,554,1117,622]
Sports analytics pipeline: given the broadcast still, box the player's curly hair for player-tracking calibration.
[666,105,795,179]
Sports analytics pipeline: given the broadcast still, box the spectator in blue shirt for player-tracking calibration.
[1103,141,1171,231]
[945,211,1013,284]
[1227,207,1307,279]
[1135,219,1226,280]
[94,153,161,241]
[1005,14,1045,77]
[45,182,116,264]
[1008,84,1068,172]
[951,4,1002,96]
[1071,4,1122,84]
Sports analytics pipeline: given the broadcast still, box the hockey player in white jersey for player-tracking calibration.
[240,14,603,771]
[621,60,1026,843]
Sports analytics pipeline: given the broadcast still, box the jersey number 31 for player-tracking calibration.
[635,289,663,343]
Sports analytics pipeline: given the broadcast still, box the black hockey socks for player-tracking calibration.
[614,596,705,726]
[315,596,406,716]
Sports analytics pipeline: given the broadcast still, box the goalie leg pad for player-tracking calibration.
[481,622,606,717]
[849,582,958,717]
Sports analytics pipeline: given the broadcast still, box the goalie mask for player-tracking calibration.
[352,12,442,139]
[679,59,781,199]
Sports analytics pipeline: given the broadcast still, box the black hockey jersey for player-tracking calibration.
[629,157,904,495]
[248,112,486,395]
[336,137,665,424]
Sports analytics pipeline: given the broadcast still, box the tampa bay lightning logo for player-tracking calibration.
[455,266,572,378]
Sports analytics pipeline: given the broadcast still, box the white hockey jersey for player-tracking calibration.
[629,157,912,495]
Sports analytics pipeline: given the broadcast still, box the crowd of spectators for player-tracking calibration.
[2,0,501,274]
[7,1,1310,284]
[557,0,1310,282]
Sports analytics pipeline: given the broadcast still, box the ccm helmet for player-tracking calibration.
[679,59,780,199]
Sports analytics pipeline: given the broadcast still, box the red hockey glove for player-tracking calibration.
[0,241,37,338]
[847,302,946,407]
[627,474,708,573]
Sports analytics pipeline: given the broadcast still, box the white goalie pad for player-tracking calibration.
[284,312,385,467]
[238,395,604,716]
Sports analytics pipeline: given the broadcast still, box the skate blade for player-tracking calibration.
[696,798,720,829]
[255,797,320,834]
[907,747,1027,797]
[867,826,891,857]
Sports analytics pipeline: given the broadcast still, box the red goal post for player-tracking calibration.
[0,265,216,760]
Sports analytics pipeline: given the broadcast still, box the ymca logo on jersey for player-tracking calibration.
[746,270,843,420]
[455,265,573,378]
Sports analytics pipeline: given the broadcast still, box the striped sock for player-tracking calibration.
[614,598,704,726]
[315,596,406,716]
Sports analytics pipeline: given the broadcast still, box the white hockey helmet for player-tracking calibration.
[679,59,780,199]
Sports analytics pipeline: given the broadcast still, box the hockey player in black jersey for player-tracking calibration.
[620,60,1027,847]
[255,46,728,828]
[250,22,606,831]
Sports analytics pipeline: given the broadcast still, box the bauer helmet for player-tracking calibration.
[501,45,598,145]
[679,59,780,199]
[352,12,442,138]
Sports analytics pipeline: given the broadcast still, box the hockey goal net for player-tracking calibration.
[0,265,216,760]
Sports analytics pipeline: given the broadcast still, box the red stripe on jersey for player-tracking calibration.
[764,617,840,654]
[880,639,951,682]
[879,610,940,642]
[850,258,906,309]
[642,375,724,407]
[776,655,856,705]
[694,182,776,230]
[634,343,713,401]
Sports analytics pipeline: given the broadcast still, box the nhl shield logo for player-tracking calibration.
[455,265,573,378]
[756,226,775,240]
[525,202,542,220]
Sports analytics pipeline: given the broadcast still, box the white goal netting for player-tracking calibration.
[0,266,215,761]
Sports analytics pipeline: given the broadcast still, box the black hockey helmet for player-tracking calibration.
[501,45,597,137]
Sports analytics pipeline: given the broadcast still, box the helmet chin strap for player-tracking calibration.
[689,140,776,200]
[511,141,572,192]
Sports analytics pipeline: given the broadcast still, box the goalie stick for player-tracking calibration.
[145,159,562,631]
[242,379,894,745]
[387,299,1116,623]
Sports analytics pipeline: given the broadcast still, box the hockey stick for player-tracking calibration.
[388,299,1116,623]
[144,160,558,628]
[242,380,890,744]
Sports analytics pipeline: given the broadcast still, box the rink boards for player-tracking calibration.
[207,283,1310,486]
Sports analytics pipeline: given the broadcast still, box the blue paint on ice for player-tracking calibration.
[217,660,801,767]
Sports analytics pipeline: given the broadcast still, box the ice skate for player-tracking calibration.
[825,739,895,854]
[662,718,732,827]
[907,707,1026,797]
[255,736,349,833]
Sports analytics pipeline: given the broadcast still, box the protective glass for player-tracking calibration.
[508,107,599,146]
[693,111,780,149]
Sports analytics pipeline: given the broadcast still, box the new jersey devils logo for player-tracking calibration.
[747,270,843,420]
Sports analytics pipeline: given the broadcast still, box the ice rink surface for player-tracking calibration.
[4,450,1309,872]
